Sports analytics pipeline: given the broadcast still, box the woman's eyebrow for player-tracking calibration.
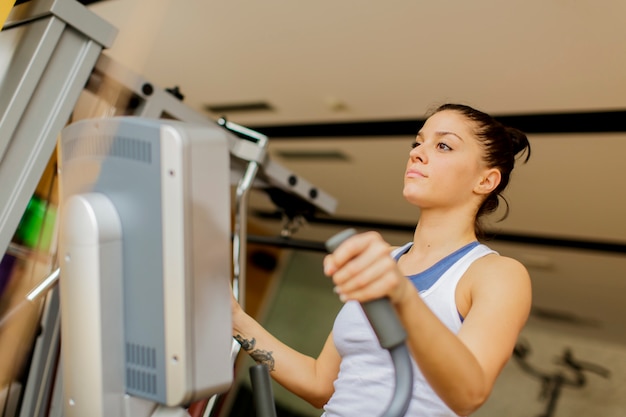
[416,130,465,142]
[435,131,465,142]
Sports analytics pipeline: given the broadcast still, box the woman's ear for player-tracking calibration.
[474,168,501,195]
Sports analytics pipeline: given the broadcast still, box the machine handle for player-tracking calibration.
[325,229,408,348]
[249,364,278,417]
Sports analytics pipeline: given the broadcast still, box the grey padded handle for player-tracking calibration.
[325,228,407,348]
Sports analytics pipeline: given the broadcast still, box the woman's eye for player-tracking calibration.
[437,142,452,151]
[411,142,421,149]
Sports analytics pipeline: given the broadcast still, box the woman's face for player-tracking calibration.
[403,110,490,210]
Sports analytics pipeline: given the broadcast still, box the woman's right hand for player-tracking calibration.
[323,231,410,306]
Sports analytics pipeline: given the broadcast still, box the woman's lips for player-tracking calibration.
[406,168,426,178]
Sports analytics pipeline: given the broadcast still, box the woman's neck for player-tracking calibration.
[410,208,477,255]
[397,208,477,275]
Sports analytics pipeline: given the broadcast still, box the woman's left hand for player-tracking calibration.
[323,231,409,305]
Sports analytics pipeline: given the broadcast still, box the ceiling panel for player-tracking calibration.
[87,0,626,345]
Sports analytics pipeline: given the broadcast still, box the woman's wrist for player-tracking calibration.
[231,305,250,337]
[392,280,421,328]
[391,275,416,306]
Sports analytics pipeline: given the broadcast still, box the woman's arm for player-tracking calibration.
[394,255,530,415]
[232,300,341,408]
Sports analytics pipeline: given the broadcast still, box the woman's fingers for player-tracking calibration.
[324,231,402,303]
[336,265,400,303]
[324,232,385,272]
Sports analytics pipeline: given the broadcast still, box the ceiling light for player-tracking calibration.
[203,101,274,114]
[275,150,349,161]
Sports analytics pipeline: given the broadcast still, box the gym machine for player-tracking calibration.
[0,0,336,417]
[0,1,117,415]
[0,1,413,416]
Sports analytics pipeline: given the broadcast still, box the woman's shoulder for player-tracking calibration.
[475,251,527,270]
[457,252,532,324]
[467,251,531,289]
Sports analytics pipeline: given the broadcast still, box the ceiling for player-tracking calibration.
[87,0,626,346]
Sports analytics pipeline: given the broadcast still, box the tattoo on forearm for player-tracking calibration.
[234,334,276,371]
[250,350,276,371]
[234,334,255,351]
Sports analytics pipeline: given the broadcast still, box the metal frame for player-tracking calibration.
[0,1,116,416]
[90,53,337,217]
[0,1,337,416]
[0,0,117,258]
[87,53,337,314]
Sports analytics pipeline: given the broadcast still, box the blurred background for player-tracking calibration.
[1,1,625,416]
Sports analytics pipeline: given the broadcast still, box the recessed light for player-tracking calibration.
[275,150,349,161]
[203,101,274,113]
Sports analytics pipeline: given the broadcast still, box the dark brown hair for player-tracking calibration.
[430,103,531,237]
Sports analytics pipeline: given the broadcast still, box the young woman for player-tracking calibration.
[232,103,532,416]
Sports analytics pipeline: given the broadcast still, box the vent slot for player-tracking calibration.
[126,342,158,395]
[126,342,157,368]
[126,368,158,395]
[64,135,152,164]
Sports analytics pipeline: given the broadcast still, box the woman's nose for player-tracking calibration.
[410,145,425,163]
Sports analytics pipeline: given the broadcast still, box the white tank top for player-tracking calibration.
[322,243,496,417]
